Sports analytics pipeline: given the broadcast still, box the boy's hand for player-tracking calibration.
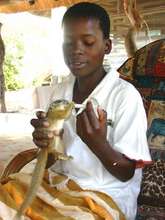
[31,111,54,148]
[76,101,108,154]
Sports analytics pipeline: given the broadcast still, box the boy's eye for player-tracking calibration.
[84,40,95,46]
[84,37,95,46]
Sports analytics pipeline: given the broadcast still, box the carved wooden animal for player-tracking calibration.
[124,0,151,57]
[14,99,74,219]
[124,26,137,58]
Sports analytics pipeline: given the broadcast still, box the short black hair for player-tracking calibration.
[62,2,110,39]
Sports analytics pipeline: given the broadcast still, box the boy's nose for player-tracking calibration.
[72,41,84,54]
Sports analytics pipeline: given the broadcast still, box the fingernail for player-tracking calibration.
[43,121,49,127]
[48,132,53,138]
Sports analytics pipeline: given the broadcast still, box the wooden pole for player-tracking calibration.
[0,23,7,112]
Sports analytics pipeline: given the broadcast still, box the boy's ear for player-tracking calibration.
[104,39,112,54]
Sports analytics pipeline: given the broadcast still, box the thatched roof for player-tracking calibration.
[0,0,86,14]
[0,1,164,15]
[0,0,164,41]
[0,0,164,33]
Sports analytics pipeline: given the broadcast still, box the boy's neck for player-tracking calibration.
[73,69,106,103]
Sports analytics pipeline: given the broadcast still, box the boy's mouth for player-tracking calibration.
[69,60,87,69]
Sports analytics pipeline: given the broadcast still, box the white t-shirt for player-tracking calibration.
[47,69,151,220]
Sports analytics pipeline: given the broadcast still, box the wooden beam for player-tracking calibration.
[0,0,24,6]
[0,0,89,13]
[138,1,165,9]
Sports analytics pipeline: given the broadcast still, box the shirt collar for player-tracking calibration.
[68,68,119,114]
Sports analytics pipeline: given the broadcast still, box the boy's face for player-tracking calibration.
[62,17,111,78]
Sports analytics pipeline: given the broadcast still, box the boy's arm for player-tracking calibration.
[76,101,136,182]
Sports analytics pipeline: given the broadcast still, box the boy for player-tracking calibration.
[31,2,151,219]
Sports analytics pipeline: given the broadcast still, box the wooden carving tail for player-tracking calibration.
[0,22,6,113]
[14,148,48,219]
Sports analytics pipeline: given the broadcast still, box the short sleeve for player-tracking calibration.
[112,84,151,163]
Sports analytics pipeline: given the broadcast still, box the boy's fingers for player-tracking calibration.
[80,111,92,134]
[32,129,54,139]
[86,101,99,129]
[33,139,50,148]
[36,111,46,119]
[97,107,107,122]
[31,118,49,128]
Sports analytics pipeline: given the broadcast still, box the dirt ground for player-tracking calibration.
[0,113,37,177]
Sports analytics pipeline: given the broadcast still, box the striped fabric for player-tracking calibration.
[0,170,126,220]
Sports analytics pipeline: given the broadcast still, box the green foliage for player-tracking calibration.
[3,36,25,91]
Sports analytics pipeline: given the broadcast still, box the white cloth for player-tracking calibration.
[47,69,151,220]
